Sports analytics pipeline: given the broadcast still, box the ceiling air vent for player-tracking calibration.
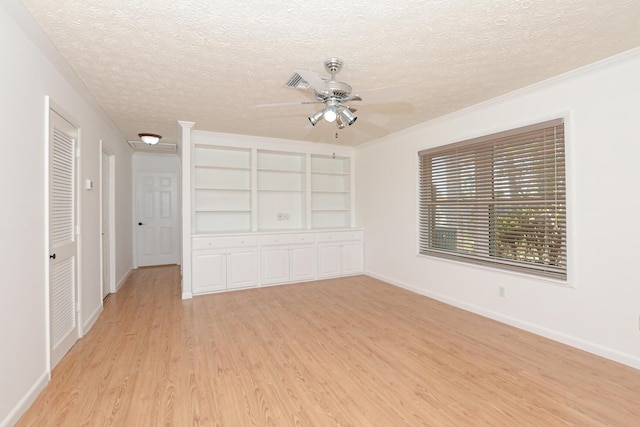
[285,72,316,94]
[127,140,177,153]
[285,72,305,88]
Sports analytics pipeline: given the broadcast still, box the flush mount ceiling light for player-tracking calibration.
[138,133,162,145]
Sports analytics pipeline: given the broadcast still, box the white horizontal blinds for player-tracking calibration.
[419,119,566,279]
[52,128,75,247]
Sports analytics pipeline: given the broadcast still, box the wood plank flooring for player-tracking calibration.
[17,265,640,426]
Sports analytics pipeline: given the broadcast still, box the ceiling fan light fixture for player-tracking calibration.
[338,107,357,126]
[323,106,337,123]
[138,133,162,145]
[308,110,324,126]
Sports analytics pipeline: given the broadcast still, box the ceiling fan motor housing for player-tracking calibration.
[316,80,352,101]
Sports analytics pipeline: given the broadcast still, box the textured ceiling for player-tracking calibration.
[18,0,640,147]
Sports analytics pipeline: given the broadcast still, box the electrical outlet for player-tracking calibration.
[498,286,506,298]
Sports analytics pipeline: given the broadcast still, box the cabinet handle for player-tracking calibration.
[49,253,56,260]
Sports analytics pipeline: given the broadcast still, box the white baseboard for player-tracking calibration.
[115,268,133,292]
[82,304,102,336]
[182,292,193,300]
[365,270,640,370]
[1,371,48,427]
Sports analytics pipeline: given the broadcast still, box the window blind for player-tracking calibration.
[418,118,566,280]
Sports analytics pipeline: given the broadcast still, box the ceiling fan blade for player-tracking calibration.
[294,69,329,93]
[254,100,324,108]
[357,85,412,104]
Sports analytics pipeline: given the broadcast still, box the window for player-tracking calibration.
[419,119,566,280]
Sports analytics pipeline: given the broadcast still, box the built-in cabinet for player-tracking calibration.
[192,230,363,295]
[182,126,363,297]
[317,230,364,278]
[192,236,258,293]
[260,233,315,285]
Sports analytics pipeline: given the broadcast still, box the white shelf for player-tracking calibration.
[194,145,251,169]
[311,211,351,229]
[258,189,306,194]
[195,187,251,192]
[311,154,350,174]
[195,209,252,213]
[258,169,305,192]
[191,146,352,233]
[258,168,304,174]
[256,150,307,231]
[193,145,252,234]
[309,154,351,228]
[194,211,252,234]
[194,165,251,171]
[258,150,306,172]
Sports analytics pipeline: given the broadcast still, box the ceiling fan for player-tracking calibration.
[259,57,409,129]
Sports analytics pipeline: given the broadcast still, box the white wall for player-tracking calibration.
[0,2,133,425]
[356,49,640,369]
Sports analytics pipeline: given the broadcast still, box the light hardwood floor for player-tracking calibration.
[18,265,640,426]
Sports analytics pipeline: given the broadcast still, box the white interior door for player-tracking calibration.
[49,110,79,368]
[136,172,179,266]
[101,151,111,298]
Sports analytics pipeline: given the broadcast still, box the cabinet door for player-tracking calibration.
[192,250,226,294]
[341,241,364,275]
[317,244,342,279]
[261,246,289,285]
[289,244,315,282]
[227,248,258,289]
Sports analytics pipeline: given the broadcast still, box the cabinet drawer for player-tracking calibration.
[192,235,258,250]
[315,230,363,243]
[260,233,315,246]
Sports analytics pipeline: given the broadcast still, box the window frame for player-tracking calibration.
[418,118,568,281]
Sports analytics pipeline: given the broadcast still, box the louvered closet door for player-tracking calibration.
[49,110,79,369]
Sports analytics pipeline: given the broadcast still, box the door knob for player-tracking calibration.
[138,222,144,226]
[49,253,56,259]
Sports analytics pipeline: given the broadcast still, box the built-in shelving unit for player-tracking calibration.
[257,150,306,231]
[180,123,361,298]
[310,154,351,229]
[190,141,353,234]
[193,145,252,233]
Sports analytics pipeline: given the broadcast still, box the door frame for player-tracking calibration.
[100,144,116,297]
[45,98,82,372]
